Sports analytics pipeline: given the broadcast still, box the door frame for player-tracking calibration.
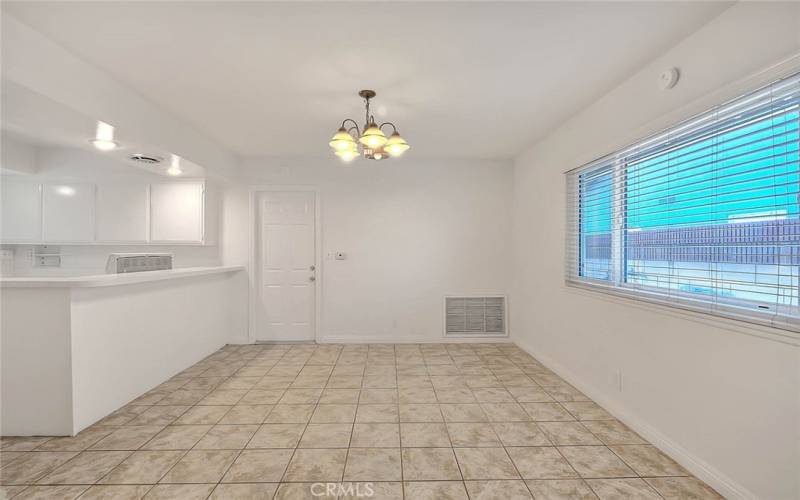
[248,185,321,344]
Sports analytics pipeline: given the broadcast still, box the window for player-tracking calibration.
[566,72,800,333]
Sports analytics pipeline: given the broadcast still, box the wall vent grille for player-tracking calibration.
[106,253,173,274]
[444,296,507,337]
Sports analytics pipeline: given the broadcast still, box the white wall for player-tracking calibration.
[0,287,73,435]
[70,270,246,432]
[0,269,247,436]
[0,132,37,175]
[223,157,513,343]
[511,3,800,500]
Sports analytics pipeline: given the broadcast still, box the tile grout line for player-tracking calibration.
[205,347,289,500]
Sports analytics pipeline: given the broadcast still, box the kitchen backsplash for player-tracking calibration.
[0,244,221,277]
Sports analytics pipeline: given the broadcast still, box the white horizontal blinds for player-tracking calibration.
[565,71,800,332]
[625,75,800,316]
[576,164,614,281]
[565,156,623,285]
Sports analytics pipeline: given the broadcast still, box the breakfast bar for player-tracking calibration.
[0,266,247,436]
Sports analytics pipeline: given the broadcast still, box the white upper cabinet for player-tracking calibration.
[150,182,204,243]
[42,183,95,242]
[1,179,42,242]
[96,183,149,242]
[0,179,207,245]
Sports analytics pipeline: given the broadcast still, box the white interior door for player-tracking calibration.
[257,191,316,341]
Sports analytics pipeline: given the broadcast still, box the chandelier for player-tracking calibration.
[329,90,410,162]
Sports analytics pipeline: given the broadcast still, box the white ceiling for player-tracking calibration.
[2,81,207,177]
[3,2,730,160]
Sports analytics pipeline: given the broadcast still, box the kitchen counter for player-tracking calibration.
[0,265,244,288]
[1,265,248,436]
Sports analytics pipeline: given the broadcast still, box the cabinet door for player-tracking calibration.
[42,183,95,242]
[96,183,148,242]
[150,182,204,242]
[0,180,42,242]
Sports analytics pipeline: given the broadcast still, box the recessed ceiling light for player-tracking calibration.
[90,139,118,151]
[90,121,118,151]
[167,154,183,176]
[55,185,76,196]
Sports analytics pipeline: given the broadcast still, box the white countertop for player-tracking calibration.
[0,266,245,288]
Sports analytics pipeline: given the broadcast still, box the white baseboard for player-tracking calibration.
[228,334,512,345]
[514,338,758,500]
[318,335,513,344]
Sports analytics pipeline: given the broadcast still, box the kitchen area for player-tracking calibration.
[0,78,248,437]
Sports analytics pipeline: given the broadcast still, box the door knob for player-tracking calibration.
[309,276,316,282]
[309,265,316,271]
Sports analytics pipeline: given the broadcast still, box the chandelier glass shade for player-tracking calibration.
[359,122,388,149]
[329,127,357,151]
[384,132,410,156]
[329,90,409,162]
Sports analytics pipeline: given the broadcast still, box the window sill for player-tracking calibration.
[563,281,800,347]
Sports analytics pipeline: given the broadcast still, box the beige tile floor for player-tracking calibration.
[0,343,723,499]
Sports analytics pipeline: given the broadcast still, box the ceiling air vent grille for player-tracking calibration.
[129,153,164,165]
[444,296,507,337]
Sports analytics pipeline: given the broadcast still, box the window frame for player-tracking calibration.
[565,72,800,337]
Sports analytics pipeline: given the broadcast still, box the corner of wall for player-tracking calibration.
[513,337,759,500]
